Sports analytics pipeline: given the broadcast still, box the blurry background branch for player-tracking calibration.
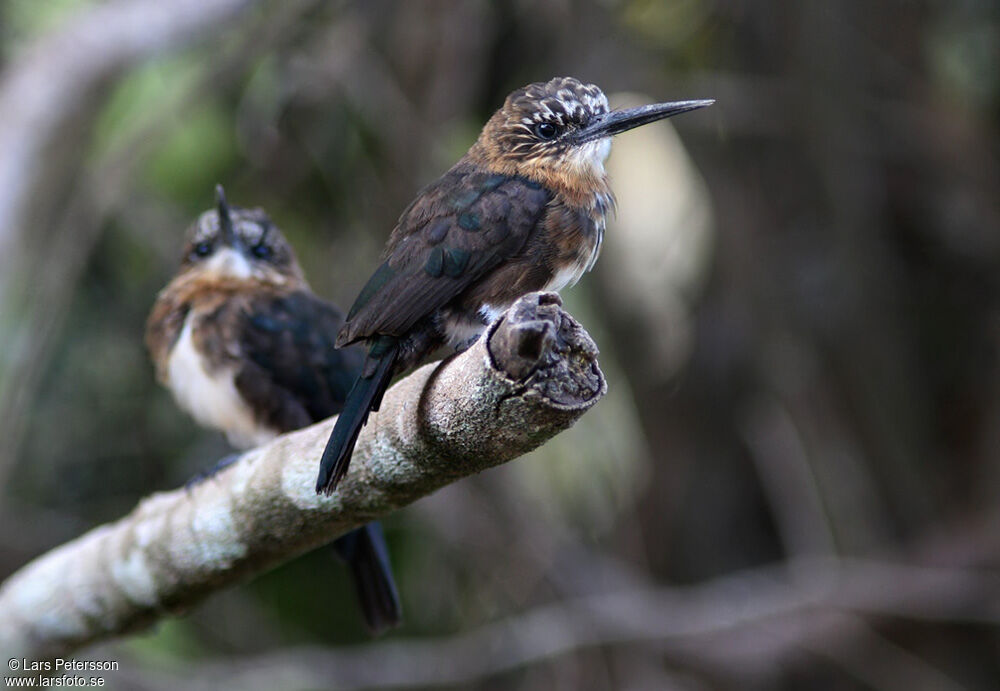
[0,0,252,263]
[0,294,605,663]
[105,515,1000,690]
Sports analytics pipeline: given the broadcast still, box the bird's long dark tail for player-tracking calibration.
[316,336,398,494]
[332,522,402,634]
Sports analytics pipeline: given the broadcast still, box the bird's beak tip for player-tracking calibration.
[215,184,238,246]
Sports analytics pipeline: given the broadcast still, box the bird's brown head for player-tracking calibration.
[177,186,305,287]
[470,77,713,202]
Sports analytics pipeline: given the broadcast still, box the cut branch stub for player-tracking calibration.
[488,292,603,405]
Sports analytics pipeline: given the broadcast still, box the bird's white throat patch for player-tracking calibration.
[568,137,612,176]
[204,248,255,281]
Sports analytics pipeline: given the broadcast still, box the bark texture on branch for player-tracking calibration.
[0,293,605,662]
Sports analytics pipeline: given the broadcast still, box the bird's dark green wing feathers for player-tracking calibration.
[234,291,365,430]
[337,168,551,345]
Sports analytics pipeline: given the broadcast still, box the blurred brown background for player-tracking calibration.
[1,0,999,689]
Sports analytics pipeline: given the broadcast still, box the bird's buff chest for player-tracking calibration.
[543,224,603,293]
[166,313,275,449]
[542,191,609,293]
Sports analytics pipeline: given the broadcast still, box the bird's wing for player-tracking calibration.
[337,168,552,345]
[234,290,365,429]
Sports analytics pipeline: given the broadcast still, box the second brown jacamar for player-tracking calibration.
[146,187,401,633]
[317,76,713,494]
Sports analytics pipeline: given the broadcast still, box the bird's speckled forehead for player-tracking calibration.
[505,77,609,127]
[189,208,269,245]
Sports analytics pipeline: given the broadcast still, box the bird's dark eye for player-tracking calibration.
[534,122,559,140]
[251,243,272,260]
[192,242,212,258]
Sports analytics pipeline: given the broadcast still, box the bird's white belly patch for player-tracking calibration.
[544,262,586,293]
[442,304,505,349]
[167,318,274,450]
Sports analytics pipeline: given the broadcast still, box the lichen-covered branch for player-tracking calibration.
[0,293,605,662]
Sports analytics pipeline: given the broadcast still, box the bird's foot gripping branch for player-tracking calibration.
[0,292,605,662]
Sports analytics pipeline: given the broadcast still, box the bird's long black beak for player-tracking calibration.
[573,99,714,144]
[215,184,240,249]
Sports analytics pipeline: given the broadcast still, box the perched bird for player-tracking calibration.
[317,76,712,494]
[146,187,402,633]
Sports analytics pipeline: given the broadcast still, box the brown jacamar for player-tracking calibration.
[146,187,401,633]
[317,76,713,495]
